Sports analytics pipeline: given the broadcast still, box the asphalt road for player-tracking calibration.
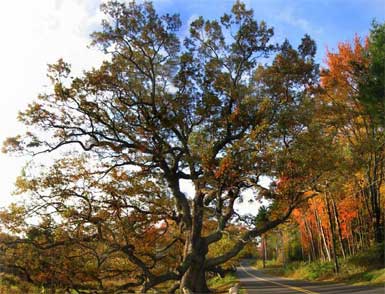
[237,261,385,294]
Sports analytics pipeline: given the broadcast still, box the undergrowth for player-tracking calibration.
[254,243,385,286]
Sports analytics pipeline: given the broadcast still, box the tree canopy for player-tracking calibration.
[1,1,332,293]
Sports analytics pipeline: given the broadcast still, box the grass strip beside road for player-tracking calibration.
[240,264,319,294]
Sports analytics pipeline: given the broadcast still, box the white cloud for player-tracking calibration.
[0,0,105,207]
[180,13,199,39]
[276,6,323,36]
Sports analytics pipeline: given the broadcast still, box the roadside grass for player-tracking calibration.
[208,272,239,293]
[253,243,385,286]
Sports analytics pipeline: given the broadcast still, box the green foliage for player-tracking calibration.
[358,21,385,124]
[349,242,384,269]
[306,262,335,280]
[255,205,269,225]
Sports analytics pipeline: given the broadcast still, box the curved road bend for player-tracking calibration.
[237,261,384,294]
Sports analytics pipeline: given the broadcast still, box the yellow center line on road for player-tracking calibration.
[239,264,320,294]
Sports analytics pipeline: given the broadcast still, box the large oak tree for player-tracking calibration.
[2,1,321,292]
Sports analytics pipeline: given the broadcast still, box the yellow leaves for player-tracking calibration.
[19,102,42,118]
[47,58,72,82]
[0,204,26,233]
[3,131,43,154]
[14,174,37,195]
[17,101,53,126]
[2,135,21,153]
[53,82,74,101]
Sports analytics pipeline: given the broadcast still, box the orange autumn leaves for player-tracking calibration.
[292,194,358,253]
[321,35,369,99]
[214,155,234,179]
[287,33,379,258]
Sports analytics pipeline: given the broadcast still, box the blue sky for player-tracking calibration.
[149,0,385,64]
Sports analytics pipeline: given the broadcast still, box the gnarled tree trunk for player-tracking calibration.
[180,261,210,293]
[180,193,211,293]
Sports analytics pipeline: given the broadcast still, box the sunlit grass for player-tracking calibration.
[253,243,385,286]
[207,272,239,293]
